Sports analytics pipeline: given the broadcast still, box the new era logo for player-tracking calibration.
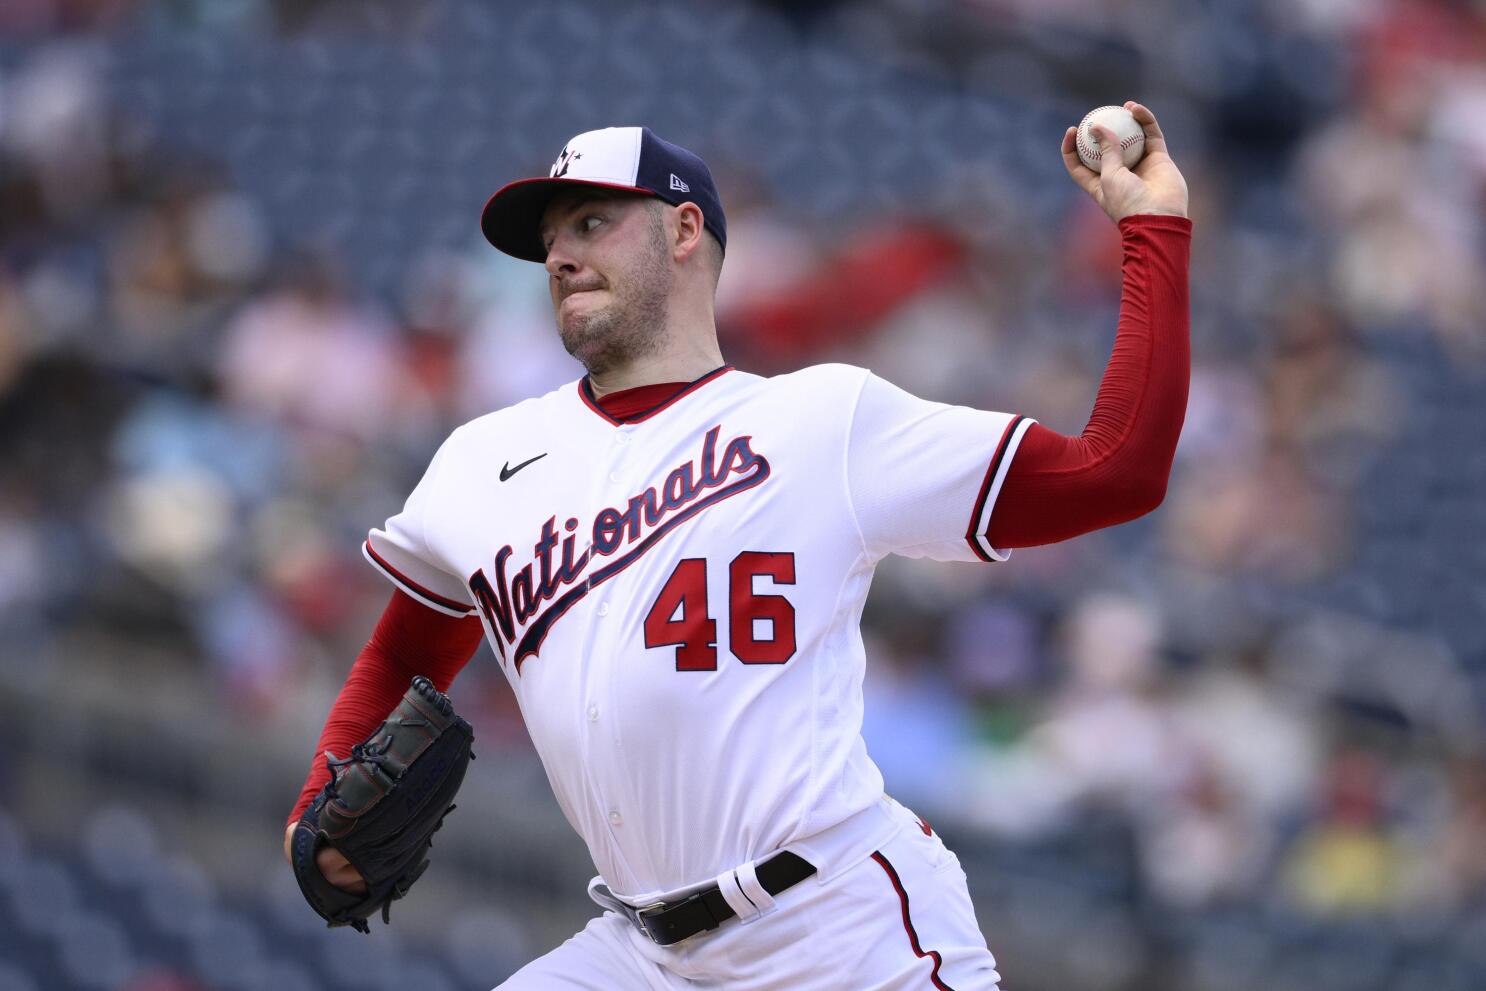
[669,173,690,193]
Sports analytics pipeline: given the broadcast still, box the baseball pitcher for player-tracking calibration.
[285,104,1191,990]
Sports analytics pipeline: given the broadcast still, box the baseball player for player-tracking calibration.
[285,103,1191,989]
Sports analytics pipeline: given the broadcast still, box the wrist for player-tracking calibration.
[1120,207,1187,221]
[1119,213,1193,233]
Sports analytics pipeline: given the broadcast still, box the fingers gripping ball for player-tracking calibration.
[1076,106,1146,172]
[292,676,474,934]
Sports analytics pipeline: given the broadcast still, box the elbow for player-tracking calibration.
[1110,469,1171,525]
[1135,475,1170,518]
[1137,470,1172,517]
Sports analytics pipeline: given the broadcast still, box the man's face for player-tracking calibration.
[539,189,673,375]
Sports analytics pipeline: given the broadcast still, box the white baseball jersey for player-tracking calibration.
[363,363,1032,903]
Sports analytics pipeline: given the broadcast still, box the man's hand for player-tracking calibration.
[284,821,369,895]
[1062,102,1188,222]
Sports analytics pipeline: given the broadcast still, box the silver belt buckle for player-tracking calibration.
[631,900,667,941]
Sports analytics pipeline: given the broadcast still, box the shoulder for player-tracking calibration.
[751,363,873,400]
[409,380,581,482]
[443,378,581,451]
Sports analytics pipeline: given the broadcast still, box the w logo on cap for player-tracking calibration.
[482,126,728,263]
[551,147,582,178]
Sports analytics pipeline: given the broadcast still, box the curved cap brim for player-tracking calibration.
[479,177,655,263]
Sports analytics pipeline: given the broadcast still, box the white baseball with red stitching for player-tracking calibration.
[1076,105,1146,171]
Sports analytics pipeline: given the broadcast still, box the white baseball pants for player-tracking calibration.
[494,798,1002,991]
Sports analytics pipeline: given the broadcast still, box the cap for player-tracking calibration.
[480,126,727,263]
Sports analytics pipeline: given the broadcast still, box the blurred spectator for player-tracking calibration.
[862,630,979,812]
[1162,446,1348,582]
[123,972,208,991]
[454,248,584,419]
[1284,748,1403,915]
[1437,757,1486,907]
[1136,755,1270,907]
[1032,594,1187,810]
[1173,646,1321,823]
[961,593,1191,837]
[217,252,426,443]
[1296,7,1486,358]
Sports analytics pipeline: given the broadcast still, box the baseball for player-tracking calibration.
[1076,105,1146,171]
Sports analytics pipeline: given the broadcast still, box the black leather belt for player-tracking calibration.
[627,851,816,946]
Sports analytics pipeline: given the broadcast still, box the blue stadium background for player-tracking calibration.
[1,0,1484,989]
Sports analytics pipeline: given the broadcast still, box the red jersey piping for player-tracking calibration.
[363,540,475,615]
[871,851,957,990]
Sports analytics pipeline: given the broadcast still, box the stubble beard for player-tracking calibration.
[558,219,673,377]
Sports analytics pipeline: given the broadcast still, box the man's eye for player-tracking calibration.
[582,215,603,232]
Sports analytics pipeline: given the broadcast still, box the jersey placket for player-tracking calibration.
[585,420,643,879]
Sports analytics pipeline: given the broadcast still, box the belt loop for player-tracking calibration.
[735,859,778,920]
[713,866,762,923]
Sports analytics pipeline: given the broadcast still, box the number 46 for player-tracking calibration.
[643,552,796,671]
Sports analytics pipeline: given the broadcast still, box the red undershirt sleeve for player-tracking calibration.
[287,589,485,825]
[986,214,1192,548]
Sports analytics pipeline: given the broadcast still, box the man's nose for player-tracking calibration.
[544,235,580,277]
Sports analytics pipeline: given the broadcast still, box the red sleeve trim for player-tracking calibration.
[363,540,475,616]
[964,415,1033,562]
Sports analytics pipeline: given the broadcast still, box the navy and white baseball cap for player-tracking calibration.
[481,126,727,263]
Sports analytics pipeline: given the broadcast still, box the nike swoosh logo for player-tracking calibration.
[500,453,547,482]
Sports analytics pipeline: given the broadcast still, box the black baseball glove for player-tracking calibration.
[290,675,474,933]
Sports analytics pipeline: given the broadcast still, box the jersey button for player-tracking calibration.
[608,810,622,826]
[588,704,599,722]
[615,433,630,445]
[608,471,620,483]
[597,602,610,616]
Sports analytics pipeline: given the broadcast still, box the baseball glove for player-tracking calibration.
[290,676,474,933]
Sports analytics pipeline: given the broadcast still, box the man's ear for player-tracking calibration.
[671,202,706,263]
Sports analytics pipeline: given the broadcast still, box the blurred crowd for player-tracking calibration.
[1,0,1484,989]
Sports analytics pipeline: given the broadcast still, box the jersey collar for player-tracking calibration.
[578,365,734,426]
